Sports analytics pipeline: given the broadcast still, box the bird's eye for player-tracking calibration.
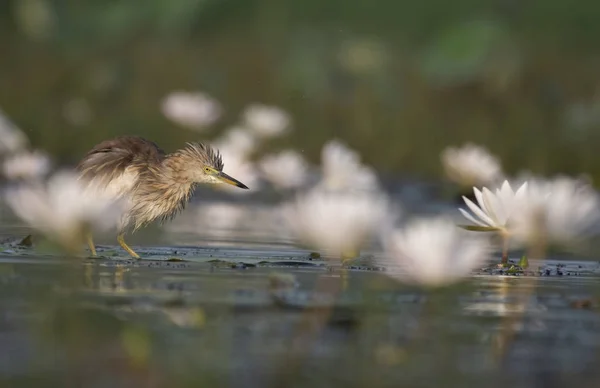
[204,167,212,173]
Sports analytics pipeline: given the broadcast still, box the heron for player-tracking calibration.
[77,136,248,258]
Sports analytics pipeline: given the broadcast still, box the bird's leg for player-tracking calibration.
[340,250,357,291]
[86,231,97,257]
[117,233,140,259]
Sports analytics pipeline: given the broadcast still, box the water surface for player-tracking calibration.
[1,199,600,388]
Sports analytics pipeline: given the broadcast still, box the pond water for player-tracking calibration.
[1,195,600,388]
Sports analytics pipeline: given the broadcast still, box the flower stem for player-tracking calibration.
[501,233,509,264]
[493,234,548,364]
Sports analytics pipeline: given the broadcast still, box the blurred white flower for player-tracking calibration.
[259,150,309,190]
[513,170,593,191]
[213,127,257,159]
[0,109,29,153]
[384,217,490,287]
[3,151,50,180]
[217,147,259,194]
[442,143,503,187]
[281,188,392,256]
[166,201,282,243]
[161,91,222,130]
[242,104,290,138]
[194,202,246,234]
[319,140,379,191]
[459,180,528,233]
[511,177,600,246]
[4,171,123,251]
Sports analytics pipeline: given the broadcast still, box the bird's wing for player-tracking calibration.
[77,136,166,191]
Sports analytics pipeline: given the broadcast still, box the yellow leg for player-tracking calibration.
[86,232,97,257]
[117,233,140,259]
[340,250,358,291]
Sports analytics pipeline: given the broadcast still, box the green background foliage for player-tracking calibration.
[2,0,600,181]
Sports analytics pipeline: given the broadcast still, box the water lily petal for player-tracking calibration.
[473,188,490,215]
[482,187,502,225]
[458,208,488,227]
[462,196,495,227]
[515,182,528,199]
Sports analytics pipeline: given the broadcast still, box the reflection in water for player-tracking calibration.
[1,252,600,387]
[83,263,128,293]
[462,277,548,317]
[2,207,600,388]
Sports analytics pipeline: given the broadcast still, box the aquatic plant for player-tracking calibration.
[459,180,527,233]
[318,140,379,192]
[458,180,528,262]
[281,187,392,258]
[383,217,490,287]
[441,143,503,188]
[213,127,258,159]
[3,171,124,254]
[510,176,600,249]
[242,103,291,138]
[2,150,50,181]
[192,203,247,235]
[161,91,222,130]
[259,150,309,190]
[0,108,29,153]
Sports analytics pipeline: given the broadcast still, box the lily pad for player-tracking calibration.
[166,257,187,262]
[18,234,33,247]
[458,225,501,232]
[518,255,529,269]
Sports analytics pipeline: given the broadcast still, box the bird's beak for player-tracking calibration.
[217,171,249,189]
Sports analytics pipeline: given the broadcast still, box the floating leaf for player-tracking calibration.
[518,255,529,269]
[457,225,501,232]
[18,234,33,247]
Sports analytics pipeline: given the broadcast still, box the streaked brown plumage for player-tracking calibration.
[77,136,248,258]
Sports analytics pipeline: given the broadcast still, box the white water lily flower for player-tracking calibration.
[213,127,257,159]
[3,151,50,180]
[4,171,124,251]
[259,150,309,190]
[194,203,246,234]
[319,140,379,191]
[242,104,290,138]
[459,180,528,232]
[161,91,222,129]
[281,188,392,256]
[511,177,600,246]
[384,217,491,287]
[0,109,28,153]
[442,143,503,187]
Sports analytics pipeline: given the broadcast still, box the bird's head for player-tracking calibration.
[171,143,249,189]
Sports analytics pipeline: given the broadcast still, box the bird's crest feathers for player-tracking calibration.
[182,142,224,171]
